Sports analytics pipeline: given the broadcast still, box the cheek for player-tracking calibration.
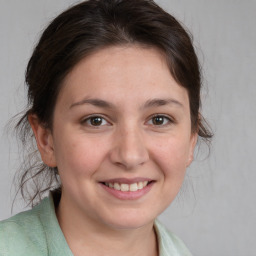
[149,136,192,211]
[152,135,191,177]
[54,135,109,178]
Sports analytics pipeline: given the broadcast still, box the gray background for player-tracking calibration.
[0,0,255,255]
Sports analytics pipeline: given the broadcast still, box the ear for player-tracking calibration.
[28,114,57,167]
[186,132,198,167]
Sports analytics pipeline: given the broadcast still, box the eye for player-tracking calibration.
[147,115,173,126]
[82,116,109,127]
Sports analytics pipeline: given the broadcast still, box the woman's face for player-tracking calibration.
[38,46,197,229]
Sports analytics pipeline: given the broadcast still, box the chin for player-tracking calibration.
[102,211,155,230]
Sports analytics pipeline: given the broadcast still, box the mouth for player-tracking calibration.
[101,180,154,192]
[99,178,155,200]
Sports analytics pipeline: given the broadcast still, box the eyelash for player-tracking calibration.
[81,114,174,128]
[81,115,110,127]
[146,114,174,126]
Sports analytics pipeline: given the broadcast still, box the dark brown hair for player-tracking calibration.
[15,0,212,206]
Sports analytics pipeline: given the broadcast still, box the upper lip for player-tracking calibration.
[100,177,153,184]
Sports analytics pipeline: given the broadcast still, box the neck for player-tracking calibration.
[56,196,158,256]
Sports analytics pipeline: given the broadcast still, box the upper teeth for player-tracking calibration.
[105,181,149,192]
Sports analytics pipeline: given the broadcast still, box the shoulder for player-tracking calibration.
[154,219,193,256]
[0,193,73,256]
[0,199,49,256]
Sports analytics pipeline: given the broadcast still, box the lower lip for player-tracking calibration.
[100,182,154,200]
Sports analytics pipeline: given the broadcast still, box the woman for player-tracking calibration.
[0,0,212,255]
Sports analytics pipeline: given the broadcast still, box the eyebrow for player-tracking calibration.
[143,98,183,108]
[143,98,184,109]
[70,97,183,109]
[70,98,115,109]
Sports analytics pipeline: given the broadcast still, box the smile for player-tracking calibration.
[99,179,155,200]
[104,181,149,192]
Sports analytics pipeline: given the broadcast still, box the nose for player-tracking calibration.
[109,127,149,170]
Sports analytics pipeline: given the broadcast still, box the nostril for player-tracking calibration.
[109,134,149,170]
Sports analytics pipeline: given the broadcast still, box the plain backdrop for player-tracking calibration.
[0,1,255,255]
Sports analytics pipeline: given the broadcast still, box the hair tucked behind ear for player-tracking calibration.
[11,115,60,207]
[14,0,212,207]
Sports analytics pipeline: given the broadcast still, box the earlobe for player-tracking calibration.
[187,133,198,167]
[28,114,57,167]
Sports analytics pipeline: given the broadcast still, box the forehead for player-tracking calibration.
[57,45,189,110]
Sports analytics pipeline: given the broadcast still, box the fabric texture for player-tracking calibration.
[0,194,192,256]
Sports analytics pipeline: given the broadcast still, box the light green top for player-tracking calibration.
[0,194,192,256]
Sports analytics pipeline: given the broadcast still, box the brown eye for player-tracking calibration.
[83,116,109,127]
[148,115,172,126]
[152,116,165,125]
[90,117,103,126]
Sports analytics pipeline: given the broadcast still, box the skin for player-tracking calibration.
[29,45,197,256]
